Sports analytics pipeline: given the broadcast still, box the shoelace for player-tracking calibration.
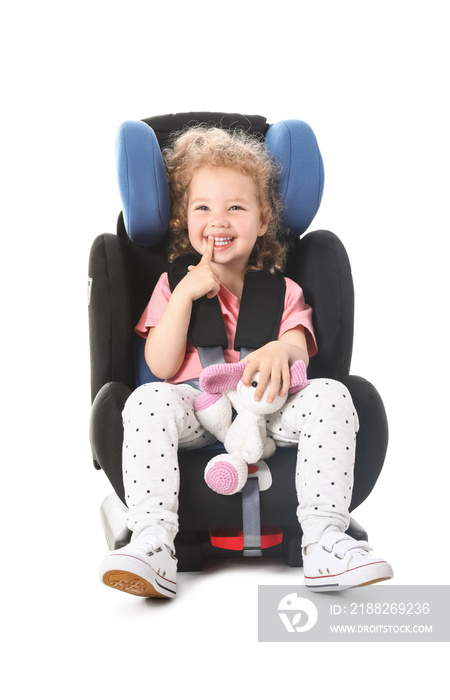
[131,537,165,556]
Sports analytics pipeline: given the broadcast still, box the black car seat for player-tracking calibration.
[88,112,388,571]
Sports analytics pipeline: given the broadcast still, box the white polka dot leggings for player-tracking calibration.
[121,378,359,551]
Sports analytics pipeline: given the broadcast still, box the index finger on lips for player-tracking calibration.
[200,235,214,265]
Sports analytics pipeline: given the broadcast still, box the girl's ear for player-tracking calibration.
[199,362,247,394]
[258,221,269,237]
[258,206,271,237]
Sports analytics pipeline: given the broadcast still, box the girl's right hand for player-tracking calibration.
[145,237,220,379]
[181,235,221,300]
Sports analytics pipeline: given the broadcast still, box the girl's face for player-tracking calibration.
[187,166,268,274]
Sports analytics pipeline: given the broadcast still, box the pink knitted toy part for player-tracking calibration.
[288,359,309,394]
[204,454,249,495]
[205,460,239,495]
[199,362,247,394]
[194,391,223,412]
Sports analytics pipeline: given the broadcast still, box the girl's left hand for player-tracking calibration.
[240,341,291,404]
[240,327,309,403]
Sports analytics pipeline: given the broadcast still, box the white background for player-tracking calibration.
[2,0,448,696]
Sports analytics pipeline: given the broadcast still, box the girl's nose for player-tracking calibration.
[211,212,230,228]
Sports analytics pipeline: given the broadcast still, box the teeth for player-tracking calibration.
[213,237,234,246]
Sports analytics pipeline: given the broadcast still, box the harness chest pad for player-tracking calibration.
[234,269,286,351]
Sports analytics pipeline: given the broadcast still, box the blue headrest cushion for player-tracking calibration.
[115,120,170,246]
[265,120,324,237]
[115,118,324,245]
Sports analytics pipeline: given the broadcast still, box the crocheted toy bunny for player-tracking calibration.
[194,360,308,495]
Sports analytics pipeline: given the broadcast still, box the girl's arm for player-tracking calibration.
[145,287,193,379]
[145,237,220,379]
[240,326,309,403]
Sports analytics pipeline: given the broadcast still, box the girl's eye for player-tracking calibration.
[229,205,243,211]
[196,205,209,211]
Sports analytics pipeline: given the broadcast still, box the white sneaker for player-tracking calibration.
[303,531,393,592]
[99,539,177,598]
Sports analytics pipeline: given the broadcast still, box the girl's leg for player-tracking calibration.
[121,381,213,550]
[267,378,393,590]
[266,378,358,549]
[99,382,214,597]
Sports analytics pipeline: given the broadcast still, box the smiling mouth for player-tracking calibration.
[213,236,234,247]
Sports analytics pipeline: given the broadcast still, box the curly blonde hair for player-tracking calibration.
[163,126,286,271]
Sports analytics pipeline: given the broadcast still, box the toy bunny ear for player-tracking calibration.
[199,362,247,394]
[288,360,309,394]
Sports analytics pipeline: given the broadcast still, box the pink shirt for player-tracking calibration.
[136,273,317,384]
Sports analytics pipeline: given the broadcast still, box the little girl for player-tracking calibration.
[99,126,393,598]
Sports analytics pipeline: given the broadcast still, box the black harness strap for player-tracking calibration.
[167,256,286,367]
[234,269,286,352]
[167,254,228,351]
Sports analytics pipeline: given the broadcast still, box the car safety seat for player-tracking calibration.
[88,112,388,571]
